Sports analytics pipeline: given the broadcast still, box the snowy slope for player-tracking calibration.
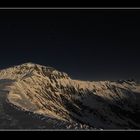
[0,62,140,129]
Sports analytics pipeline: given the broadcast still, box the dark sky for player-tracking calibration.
[0,9,140,81]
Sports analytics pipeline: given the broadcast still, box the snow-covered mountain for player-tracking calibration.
[0,62,140,129]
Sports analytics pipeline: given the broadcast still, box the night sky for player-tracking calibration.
[0,9,140,81]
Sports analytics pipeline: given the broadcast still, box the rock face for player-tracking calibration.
[0,62,140,129]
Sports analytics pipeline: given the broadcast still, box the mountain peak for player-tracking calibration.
[21,62,36,65]
[19,62,45,68]
[0,62,69,80]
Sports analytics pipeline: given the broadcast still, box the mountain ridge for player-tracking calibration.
[0,62,140,129]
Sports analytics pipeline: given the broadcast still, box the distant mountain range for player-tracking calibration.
[0,62,140,129]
